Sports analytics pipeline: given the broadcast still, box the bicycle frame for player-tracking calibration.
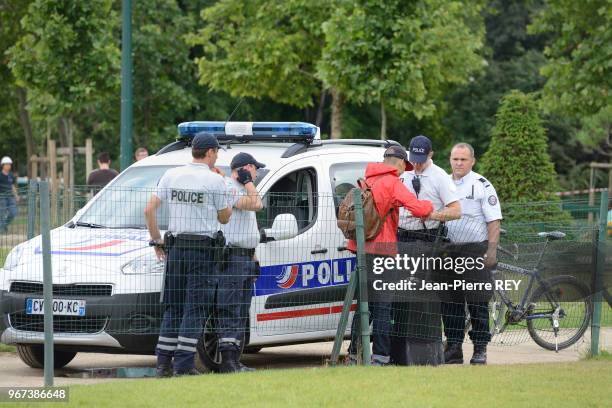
[494,238,562,323]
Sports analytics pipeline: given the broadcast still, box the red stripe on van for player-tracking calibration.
[256,303,357,322]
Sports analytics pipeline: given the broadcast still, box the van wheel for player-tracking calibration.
[16,344,77,369]
[196,315,244,373]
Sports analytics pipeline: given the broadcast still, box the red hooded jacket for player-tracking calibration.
[347,162,433,255]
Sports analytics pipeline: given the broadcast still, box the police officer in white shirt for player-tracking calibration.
[144,132,231,377]
[442,142,502,365]
[217,153,264,373]
[398,135,461,241]
[391,135,461,365]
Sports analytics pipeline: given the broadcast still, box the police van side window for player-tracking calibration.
[329,162,368,211]
[257,168,317,233]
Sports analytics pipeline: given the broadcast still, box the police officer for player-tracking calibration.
[392,135,461,365]
[217,153,264,373]
[398,135,461,238]
[442,142,502,365]
[144,132,232,377]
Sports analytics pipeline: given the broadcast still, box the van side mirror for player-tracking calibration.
[262,214,299,242]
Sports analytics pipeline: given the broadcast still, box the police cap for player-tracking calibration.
[192,132,220,149]
[231,152,266,170]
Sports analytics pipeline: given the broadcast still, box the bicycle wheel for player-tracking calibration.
[526,275,592,351]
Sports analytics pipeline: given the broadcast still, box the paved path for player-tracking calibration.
[1,328,609,387]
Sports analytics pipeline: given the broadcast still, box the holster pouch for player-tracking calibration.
[212,230,226,264]
[159,232,175,304]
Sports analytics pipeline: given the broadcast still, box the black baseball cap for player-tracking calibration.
[384,145,414,171]
[384,145,408,162]
[408,135,432,163]
[192,132,220,149]
[231,152,266,170]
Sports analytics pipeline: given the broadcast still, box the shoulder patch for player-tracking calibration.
[488,195,498,206]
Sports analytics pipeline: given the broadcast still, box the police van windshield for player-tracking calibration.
[77,165,268,229]
[78,166,173,229]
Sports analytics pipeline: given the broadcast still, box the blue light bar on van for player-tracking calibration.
[177,121,319,143]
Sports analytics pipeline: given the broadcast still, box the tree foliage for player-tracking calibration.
[530,0,611,119]
[188,0,329,109]
[318,0,485,125]
[480,91,560,202]
[8,0,120,119]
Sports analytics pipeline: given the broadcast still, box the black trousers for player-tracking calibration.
[441,241,492,346]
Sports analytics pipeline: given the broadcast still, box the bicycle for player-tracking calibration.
[487,230,593,352]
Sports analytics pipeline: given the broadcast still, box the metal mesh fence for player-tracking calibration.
[0,183,609,369]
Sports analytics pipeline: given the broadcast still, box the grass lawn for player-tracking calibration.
[18,360,612,408]
[0,343,15,352]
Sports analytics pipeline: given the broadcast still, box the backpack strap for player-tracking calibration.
[358,176,393,220]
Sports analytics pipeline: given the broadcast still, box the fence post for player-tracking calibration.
[329,266,358,366]
[39,181,54,386]
[590,189,608,357]
[27,180,38,239]
[353,189,371,365]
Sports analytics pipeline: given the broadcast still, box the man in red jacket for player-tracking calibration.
[347,145,433,365]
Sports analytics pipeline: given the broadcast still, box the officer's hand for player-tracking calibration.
[154,246,165,261]
[212,167,225,177]
[484,250,496,269]
[237,168,253,185]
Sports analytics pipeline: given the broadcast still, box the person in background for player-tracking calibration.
[87,152,119,190]
[0,156,19,234]
[135,147,149,162]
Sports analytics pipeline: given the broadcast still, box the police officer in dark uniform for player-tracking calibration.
[144,133,232,377]
[217,153,264,373]
[443,143,502,365]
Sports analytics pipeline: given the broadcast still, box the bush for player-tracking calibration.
[479,90,569,225]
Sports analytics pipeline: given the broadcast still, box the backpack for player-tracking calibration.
[337,178,392,241]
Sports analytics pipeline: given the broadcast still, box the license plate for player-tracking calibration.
[26,298,86,316]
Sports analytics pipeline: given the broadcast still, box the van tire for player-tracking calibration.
[196,316,244,372]
[16,344,77,369]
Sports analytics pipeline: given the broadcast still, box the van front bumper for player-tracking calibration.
[0,289,164,353]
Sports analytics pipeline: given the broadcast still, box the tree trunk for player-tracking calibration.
[330,88,344,139]
[57,117,75,188]
[315,88,327,128]
[380,99,387,141]
[16,87,36,177]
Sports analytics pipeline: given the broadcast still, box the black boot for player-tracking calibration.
[156,363,173,378]
[444,343,464,364]
[470,344,487,365]
[173,367,203,376]
[219,349,254,373]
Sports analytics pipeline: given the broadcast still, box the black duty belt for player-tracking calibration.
[227,246,255,257]
[174,234,214,243]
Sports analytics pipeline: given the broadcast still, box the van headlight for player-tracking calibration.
[121,253,165,275]
[3,245,24,271]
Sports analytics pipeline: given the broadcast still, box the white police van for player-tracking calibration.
[0,122,401,370]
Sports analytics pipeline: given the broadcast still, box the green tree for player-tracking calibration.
[8,0,120,181]
[188,0,348,137]
[480,91,562,208]
[530,0,611,185]
[0,0,35,175]
[318,0,486,139]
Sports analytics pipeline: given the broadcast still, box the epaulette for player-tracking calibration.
[478,177,491,188]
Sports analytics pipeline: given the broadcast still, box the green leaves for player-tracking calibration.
[7,0,120,118]
[188,0,327,108]
[318,0,486,120]
[480,91,567,223]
